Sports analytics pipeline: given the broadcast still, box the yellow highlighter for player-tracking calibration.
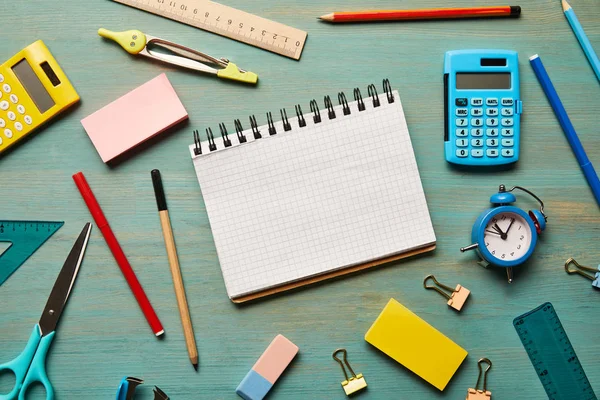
[0,40,79,155]
[98,28,258,84]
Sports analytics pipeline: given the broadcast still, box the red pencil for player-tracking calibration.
[319,6,521,23]
[73,171,165,337]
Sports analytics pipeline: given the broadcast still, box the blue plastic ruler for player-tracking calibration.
[0,220,63,285]
[514,302,597,400]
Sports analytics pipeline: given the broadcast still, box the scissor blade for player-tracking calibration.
[38,223,92,336]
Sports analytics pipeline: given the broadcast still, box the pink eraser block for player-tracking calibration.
[253,334,298,384]
[81,73,188,162]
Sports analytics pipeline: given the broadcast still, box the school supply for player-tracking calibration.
[188,80,436,301]
[423,275,470,311]
[81,73,188,163]
[99,29,258,84]
[151,169,198,368]
[0,220,63,285]
[529,54,600,206]
[72,172,165,336]
[110,0,307,60]
[444,50,522,165]
[236,335,298,400]
[0,223,91,400]
[0,40,79,155]
[461,185,547,283]
[466,358,492,400]
[319,6,521,23]
[565,258,599,289]
[364,298,468,391]
[562,0,600,84]
[116,377,169,400]
[332,349,367,396]
[513,302,597,400]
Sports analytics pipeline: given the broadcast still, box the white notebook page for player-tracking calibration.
[190,90,436,299]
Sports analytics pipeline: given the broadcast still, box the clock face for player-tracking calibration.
[483,211,532,262]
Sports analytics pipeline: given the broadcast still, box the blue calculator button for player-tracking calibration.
[471,108,483,116]
[472,118,483,127]
[471,138,483,147]
[471,98,483,106]
[486,129,498,137]
[502,148,514,157]
[456,149,468,158]
[486,118,498,127]
[456,139,468,147]
[501,108,513,116]
[486,98,498,106]
[456,128,468,137]
[501,98,514,106]
[487,149,499,157]
[501,139,514,147]
[471,128,483,137]
[456,108,468,116]
[471,149,484,157]
[501,118,514,127]
[501,128,513,137]
[456,118,468,127]
[486,138,499,147]
[456,98,468,107]
[486,108,498,116]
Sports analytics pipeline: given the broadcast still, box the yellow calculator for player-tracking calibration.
[0,40,79,154]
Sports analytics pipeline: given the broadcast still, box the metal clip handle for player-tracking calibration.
[565,258,598,281]
[475,358,492,392]
[423,275,455,300]
[332,349,358,381]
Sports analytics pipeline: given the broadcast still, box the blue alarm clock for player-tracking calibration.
[444,49,523,166]
[461,185,547,283]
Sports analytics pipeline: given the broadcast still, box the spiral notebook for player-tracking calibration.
[188,80,436,302]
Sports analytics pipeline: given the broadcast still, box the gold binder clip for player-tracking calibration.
[467,358,492,400]
[332,349,367,396]
[424,274,471,311]
[565,258,600,289]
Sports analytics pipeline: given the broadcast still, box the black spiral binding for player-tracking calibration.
[249,115,261,139]
[324,95,336,120]
[234,119,247,143]
[266,112,277,135]
[295,104,306,127]
[354,88,366,111]
[219,122,232,147]
[280,109,292,131]
[309,99,322,124]
[192,80,393,154]
[367,84,381,107]
[338,92,350,115]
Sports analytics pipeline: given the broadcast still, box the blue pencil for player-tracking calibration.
[562,0,600,83]
[530,54,600,206]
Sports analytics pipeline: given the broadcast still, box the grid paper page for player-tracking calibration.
[191,90,436,299]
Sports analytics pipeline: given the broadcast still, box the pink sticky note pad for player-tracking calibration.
[81,73,188,162]
[253,335,298,384]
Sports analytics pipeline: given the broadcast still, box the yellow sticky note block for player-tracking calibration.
[364,298,468,391]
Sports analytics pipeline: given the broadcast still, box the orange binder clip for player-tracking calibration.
[424,275,471,311]
[467,358,492,399]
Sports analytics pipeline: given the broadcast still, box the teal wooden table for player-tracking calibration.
[1,0,599,398]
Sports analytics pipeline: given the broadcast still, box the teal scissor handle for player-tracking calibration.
[0,325,55,400]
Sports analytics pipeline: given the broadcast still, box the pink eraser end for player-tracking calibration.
[253,334,299,384]
[81,73,188,162]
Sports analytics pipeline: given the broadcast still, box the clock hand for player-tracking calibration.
[494,223,507,240]
[485,229,501,236]
[505,218,515,235]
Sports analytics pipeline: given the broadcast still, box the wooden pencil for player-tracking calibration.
[151,169,199,369]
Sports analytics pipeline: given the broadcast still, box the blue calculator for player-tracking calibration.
[444,50,522,166]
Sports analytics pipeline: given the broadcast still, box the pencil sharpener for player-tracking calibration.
[342,374,367,395]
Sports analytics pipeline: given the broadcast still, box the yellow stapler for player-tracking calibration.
[98,28,258,84]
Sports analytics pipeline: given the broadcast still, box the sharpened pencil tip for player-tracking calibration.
[193,363,199,371]
[562,0,571,11]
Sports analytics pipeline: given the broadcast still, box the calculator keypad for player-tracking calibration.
[450,96,518,164]
[0,73,35,150]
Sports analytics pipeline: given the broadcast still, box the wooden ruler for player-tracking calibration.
[112,0,307,60]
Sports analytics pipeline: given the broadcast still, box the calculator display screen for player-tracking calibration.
[455,73,511,90]
[12,59,55,113]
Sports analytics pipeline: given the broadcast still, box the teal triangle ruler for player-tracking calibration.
[0,220,64,285]
[514,302,597,400]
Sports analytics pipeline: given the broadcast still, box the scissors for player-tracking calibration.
[116,377,169,400]
[98,28,258,85]
[0,223,92,400]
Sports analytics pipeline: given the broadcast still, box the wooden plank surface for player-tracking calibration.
[1,0,599,398]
